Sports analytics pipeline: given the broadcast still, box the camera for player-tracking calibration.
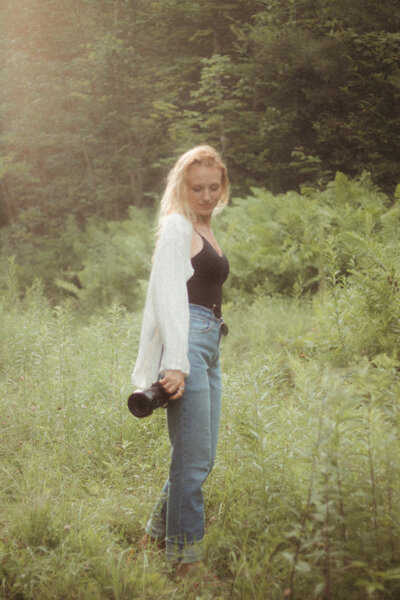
[127,382,170,418]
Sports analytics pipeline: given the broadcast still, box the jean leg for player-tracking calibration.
[145,479,168,539]
[208,356,222,467]
[144,360,221,548]
[165,361,212,562]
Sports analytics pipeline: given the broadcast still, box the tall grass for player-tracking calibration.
[1,277,400,599]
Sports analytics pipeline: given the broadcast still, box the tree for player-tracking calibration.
[236,0,400,192]
[1,0,399,233]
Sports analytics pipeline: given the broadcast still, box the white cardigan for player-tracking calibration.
[131,213,194,389]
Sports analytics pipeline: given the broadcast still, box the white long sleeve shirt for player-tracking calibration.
[131,213,194,390]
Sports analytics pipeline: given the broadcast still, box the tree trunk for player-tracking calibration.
[81,138,97,196]
[114,0,122,22]
[0,177,15,224]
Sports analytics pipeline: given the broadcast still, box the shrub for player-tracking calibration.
[215,172,390,300]
[55,206,154,313]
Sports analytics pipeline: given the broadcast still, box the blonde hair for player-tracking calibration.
[158,145,229,231]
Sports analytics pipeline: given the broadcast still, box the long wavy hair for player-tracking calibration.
[157,145,230,233]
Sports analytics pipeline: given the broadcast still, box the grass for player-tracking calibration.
[1,286,400,599]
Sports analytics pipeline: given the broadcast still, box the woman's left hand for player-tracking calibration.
[160,370,185,400]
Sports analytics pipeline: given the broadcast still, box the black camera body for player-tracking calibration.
[127,382,170,418]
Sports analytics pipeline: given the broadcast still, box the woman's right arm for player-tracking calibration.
[151,214,193,387]
[160,369,185,399]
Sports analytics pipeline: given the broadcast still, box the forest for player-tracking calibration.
[1,1,400,599]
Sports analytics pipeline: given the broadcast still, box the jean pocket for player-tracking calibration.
[190,315,212,332]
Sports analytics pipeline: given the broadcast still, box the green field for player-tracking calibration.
[1,199,400,598]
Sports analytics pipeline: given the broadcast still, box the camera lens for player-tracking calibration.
[128,390,153,418]
[127,383,170,419]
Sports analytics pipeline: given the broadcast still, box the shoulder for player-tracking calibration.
[160,213,193,241]
[162,213,193,233]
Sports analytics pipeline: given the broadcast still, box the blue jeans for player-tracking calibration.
[145,304,223,563]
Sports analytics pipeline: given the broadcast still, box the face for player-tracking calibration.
[186,164,223,224]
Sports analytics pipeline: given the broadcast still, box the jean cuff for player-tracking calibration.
[166,538,203,564]
[145,517,166,540]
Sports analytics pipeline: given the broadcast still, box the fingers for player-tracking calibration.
[160,370,185,400]
[161,381,184,400]
[170,386,185,400]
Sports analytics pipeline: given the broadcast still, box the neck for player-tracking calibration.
[195,216,212,229]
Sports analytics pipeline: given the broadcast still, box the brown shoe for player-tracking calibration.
[176,561,203,578]
[139,532,165,551]
[176,561,225,589]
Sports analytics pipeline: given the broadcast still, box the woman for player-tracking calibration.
[132,145,230,574]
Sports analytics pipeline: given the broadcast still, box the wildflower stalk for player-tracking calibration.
[367,407,378,534]
[288,401,324,595]
[322,496,331,600]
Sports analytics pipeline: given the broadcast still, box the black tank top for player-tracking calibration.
[187,234,229,311]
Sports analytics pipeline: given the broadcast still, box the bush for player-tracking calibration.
[0,206,155,312]
[55,206,154,313]
[215,172,390,299]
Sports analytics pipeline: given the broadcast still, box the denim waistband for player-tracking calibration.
[189,303,221,323]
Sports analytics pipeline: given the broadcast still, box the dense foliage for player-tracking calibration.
[2,174,399,357]
[1,0,400,231]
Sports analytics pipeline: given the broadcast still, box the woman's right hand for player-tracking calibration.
[160,370,185,400]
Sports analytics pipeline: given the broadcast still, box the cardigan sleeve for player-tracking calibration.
[151,214,193,376]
